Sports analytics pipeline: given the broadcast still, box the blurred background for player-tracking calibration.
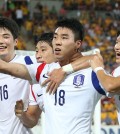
[0,0,120,132]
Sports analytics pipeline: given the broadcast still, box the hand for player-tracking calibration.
[15,100,24,118]
[42,68,67,94]
[89,52,104,70]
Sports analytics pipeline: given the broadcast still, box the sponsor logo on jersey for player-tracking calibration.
[73,74,85,86]
[37,94,43,97]
[43,74,49,78]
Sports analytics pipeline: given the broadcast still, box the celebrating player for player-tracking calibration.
[89,34,120,124]
[15,33,55,127]
[0,17,38,134]
[0,18,107,134]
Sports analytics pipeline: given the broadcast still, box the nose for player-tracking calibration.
[53,37,62,46]
[0,36,4,44]
[36,52,42,58]
[114,43,120,51]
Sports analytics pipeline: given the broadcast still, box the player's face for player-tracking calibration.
[52,27,81,62]
[35,41,55,63]
[0,28,17,61]
[114,35,120,63]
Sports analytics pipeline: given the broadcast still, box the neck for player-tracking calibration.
[0,52,16,62]
[59,53,83,66]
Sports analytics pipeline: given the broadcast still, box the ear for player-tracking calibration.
[75,40,82,50]
[14,39,18,47]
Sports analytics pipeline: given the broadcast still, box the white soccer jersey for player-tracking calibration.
[0,55,36,134]
[27,63,106,134]
[112,66,120,124]
[29,84,44,111]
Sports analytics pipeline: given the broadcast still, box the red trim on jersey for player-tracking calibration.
[36,63,46,82]
[31,85,37,102]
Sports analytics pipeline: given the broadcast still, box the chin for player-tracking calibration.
[116,59,120,64]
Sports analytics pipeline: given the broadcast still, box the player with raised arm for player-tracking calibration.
[0,18,107,134]
[89,34,120,124]
[15,32,95,128]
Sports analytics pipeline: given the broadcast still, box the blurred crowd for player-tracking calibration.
[0,0,120,125]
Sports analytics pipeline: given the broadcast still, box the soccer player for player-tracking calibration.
[0,17,39,134]
[15,31,98,130]
[15,32,55,124]
[0,18,107,134]
[89,34,120,124]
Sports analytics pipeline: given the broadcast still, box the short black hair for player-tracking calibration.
[0,17,20,39]
[55,18,84,41]
[38,32,53,47]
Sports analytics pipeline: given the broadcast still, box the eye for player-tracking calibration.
[41,49,46,52]
[62,36,68,39]
[53,35,57,39]
[4,36,9,39]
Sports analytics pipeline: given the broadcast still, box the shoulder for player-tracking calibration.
[11,55,37,65]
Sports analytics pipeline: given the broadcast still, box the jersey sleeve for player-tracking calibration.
[26,62,60,84]
[29,84,44,111]
[91,71,107,95]
[26,63,46,84]
[29,85,38,105]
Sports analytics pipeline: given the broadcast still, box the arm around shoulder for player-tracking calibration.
[96,70,120,92]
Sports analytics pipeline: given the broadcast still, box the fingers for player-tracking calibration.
[52,83,59,95]
[42,68,66,94]
[46,81,56,94]
[41,78,51,86]
[46,81,59,95]
[15,100,24,117]
[15,108,23,117]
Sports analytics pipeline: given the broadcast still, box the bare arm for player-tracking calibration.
[0,59,32,81]
[95,70,120,92]
[90,53,120,92]
[42,55,94,94]
[71,55,93,71]
[15,100,42,128]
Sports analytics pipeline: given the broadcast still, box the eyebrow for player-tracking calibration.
[3,33,10,36]
[54,33,69,36]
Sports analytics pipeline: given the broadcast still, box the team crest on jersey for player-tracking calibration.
[73,74,85,87]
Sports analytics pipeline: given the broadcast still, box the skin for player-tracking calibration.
[35,41,56,63]
[35,40,67,94]
[0,28,17,61]
[0,27,41,128]
[52,27,83,66]
[15,40,56,127]
[0,27,95,94]
[0,24,99,130]
[115,35,120,64]
[0,27,93,86]
[42,27,94,93]
[90,35,120,92]
[42,27,84,94]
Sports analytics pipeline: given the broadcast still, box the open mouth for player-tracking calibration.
[0,46,7,49]
[54,48,61,54]
[116,52,120,59]
[55,48,61,51]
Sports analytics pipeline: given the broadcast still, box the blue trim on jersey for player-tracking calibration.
[92,71,106,95]
[24,56,33,65]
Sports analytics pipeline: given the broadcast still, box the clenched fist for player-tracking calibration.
[15,100,24,118]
